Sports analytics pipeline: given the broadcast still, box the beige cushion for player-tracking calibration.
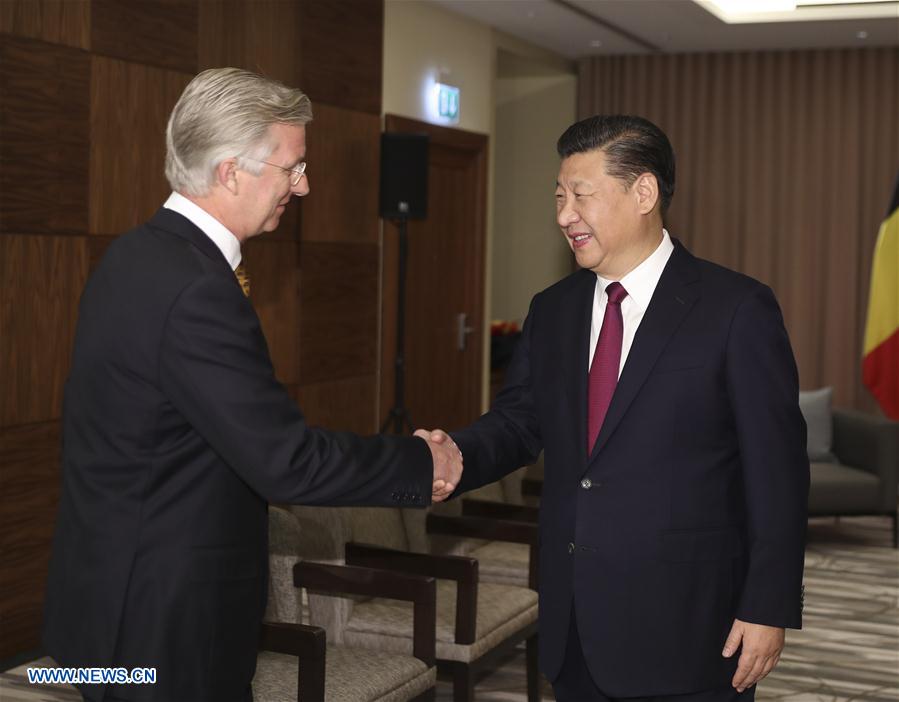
[469,541,531,588]
[266,552,305,625]
[500,466,528,505]
[351,507,409,551]
[402,502,483,557]
[343,580,538,663]
[254,646,435,702]
[288,505,352,561]
[470,481,506,503]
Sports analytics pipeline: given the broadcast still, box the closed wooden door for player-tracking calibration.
[380,115,488,433]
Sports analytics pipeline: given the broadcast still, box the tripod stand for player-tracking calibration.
[380,217,414,434]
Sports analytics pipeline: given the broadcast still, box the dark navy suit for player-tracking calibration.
[453,240,808,696]
[43,208,433,701]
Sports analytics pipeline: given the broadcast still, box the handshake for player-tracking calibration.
[415,428,462,503]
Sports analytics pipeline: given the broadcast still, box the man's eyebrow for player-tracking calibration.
[556,179,591,189]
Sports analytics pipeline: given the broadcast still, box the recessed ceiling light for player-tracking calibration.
[857,29,869,38]
[709,0,796,11]
[697,0,899,22]
[590,39,603,47]
[798,0,885,4]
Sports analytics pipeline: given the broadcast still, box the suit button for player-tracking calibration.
[580,478,592,490]
[568,542,575,554]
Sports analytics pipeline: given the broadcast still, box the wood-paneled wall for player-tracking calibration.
[0,0,385,661]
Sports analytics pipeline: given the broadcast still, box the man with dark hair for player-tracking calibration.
[423,114,808,700]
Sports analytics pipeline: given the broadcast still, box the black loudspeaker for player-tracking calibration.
[379,132,429,220]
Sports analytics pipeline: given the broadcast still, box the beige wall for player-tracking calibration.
[492,72,577,323]
[382,1,574,407]
[383,0,495,133]
[383,0,498,407]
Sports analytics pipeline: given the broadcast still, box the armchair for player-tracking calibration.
[808,408,899,547]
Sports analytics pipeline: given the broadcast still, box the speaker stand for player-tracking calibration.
[381,217,415,434]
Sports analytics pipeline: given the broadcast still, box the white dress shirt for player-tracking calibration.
[163,192,242,271]
[589,229,675,377]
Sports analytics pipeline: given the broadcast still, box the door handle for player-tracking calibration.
[456,313,475,351]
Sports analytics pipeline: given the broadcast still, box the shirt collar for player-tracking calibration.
[596,229,675,311]
[163,191,242,271]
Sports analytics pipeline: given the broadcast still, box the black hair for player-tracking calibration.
[557,115,675,214]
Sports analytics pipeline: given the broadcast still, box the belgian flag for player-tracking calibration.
[862,173,899,419]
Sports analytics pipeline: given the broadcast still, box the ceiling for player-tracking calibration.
[430,0,899,59]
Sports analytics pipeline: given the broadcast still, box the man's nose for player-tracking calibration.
[292,173,309,197]
[557,198,578,227]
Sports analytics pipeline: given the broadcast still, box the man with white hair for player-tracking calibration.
[42,67,462,702]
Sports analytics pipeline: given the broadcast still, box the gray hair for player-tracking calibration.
[165,67,313,196]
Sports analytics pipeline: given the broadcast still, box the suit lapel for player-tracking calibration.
[562,270,597,461]
[587,241,701,465]
[147,207,235,276]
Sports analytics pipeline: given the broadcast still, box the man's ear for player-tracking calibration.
[633,172,659,215]
[216,158,239,195]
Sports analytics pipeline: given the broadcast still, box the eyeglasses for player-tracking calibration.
[243,157,307,186]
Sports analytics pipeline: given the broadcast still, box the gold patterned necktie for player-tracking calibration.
[234,262,250,297]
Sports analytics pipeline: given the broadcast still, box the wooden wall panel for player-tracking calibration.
[198,0,301,86]
[0,422,61,660]
[243,238,301,385]
[91,0,196,73]
[0,0,90,50]
[0,422,62,660]
[89,56,192,236]
[1,0,388,662]
[292,376,378,434]
[301,103,381,244]
[299,0,383,115]
[0,36,90,235]
[0,235,88,427]
[298,242,379,385]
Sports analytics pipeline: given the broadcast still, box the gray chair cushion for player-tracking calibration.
[799,387,836,462]
[808,461,882,514]
[351,507,410,552]
[254,646,435,702]
[343,580,538,663]
[469,541,531,588]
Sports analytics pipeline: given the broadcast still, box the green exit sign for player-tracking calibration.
[437,83,460,122]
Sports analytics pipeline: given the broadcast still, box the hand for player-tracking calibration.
[414,428,462,503]
[722,618,785,691]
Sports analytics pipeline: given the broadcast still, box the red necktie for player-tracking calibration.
[587,282,628,454]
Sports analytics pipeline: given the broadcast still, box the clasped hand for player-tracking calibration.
[414,428,461,503]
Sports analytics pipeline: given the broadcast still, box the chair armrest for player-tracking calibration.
[427,513,539,589]
[294,561,437,666]
[259,621,326,701]
[832,408,899,510]
[461,498,539,523]
[345,542,478,645]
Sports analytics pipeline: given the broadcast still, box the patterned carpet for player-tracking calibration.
[2,517,896,702]
[432,516,899,701]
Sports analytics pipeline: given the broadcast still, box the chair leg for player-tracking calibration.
[452,662,474,702]
[526,633,540,702]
